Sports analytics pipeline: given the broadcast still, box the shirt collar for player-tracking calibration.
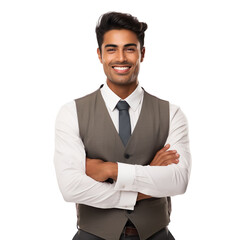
[100,83,144,112]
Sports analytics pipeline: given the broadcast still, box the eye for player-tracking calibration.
[106,48,116,53]
[126,48,135,52]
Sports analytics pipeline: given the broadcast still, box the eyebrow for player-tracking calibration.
[104,43,137,48]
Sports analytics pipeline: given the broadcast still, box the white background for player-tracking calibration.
[0,0,240,239]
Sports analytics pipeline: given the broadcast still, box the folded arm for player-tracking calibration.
[54,102,137,210]
[115,105,191,197]
[86,105,191,198]
[86,143,180,200]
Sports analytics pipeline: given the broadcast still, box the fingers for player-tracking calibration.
[157,144,171,154]
[161,152,179,162]
[161,156,179,166]
[152,144,171,162]
[151,144,180,166]
[151,153,179,166]
[154,144,177,159]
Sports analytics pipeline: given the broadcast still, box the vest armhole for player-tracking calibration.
[159,99,170,146]
[74,89,100,142]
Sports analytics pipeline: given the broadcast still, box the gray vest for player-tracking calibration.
[75,87,171,240]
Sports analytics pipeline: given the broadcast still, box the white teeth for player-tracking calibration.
[113,67,130,70]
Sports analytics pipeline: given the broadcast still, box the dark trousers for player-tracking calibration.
[73,228,175,240]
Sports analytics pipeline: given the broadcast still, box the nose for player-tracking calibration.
[117,49,127,62]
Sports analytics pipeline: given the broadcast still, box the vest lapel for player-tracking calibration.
[97,89,152,150]
[97,89,151,150]
[125,90,149,150]
[96,90,125,151]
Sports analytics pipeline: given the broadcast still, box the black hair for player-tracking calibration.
[96,12,148,52]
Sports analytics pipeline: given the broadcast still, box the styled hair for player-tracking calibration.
[96,12,148,52]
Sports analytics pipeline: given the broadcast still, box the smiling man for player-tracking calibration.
[98,29,145,98]
[54,12,191,240]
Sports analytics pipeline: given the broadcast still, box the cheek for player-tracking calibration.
[101,53,113,65]
[102,60,112,75]
[101,59,109,70]
[130,54,141,65]
[132,61,141,76]
[134,60,140,70]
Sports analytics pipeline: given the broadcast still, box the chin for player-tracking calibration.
[111,79,135,86]
[109,75,137,85]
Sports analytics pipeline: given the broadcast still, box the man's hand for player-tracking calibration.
[150,144,179,166]
[137,144,179,201]
[86,158,118,182]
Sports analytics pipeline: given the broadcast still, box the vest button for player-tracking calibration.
[127,210,133,214]
[124,154,130,159]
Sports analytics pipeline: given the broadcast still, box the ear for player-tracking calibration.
[97,48,103,63]
[140,47,145,62]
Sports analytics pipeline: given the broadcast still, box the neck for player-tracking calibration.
[106,80,138,99]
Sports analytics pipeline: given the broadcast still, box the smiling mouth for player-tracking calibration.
[112,66,131,74]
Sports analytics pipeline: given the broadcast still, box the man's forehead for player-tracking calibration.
[102,29,139,46]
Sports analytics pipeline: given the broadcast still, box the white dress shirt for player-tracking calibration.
[54,84,191,210]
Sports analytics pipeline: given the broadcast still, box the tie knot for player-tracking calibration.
[116,101,130,111]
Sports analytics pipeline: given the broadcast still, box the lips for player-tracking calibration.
[112,65,131,74]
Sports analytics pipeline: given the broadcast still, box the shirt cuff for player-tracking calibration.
[114,162,136,191]
[117,190,138,210]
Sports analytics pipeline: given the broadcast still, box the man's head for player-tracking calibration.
[96,12,148,54]
[96,12,148,92]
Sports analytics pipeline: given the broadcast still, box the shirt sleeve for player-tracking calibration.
[114,104,192,197]
[54,101,137,210]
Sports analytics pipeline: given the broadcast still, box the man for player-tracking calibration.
[54,12,191,240]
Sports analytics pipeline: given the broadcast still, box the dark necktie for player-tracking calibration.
[116,100,131,146]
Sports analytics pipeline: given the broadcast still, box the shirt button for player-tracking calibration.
[124,154,130,159]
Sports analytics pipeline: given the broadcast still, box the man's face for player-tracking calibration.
[97,29,145,87]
